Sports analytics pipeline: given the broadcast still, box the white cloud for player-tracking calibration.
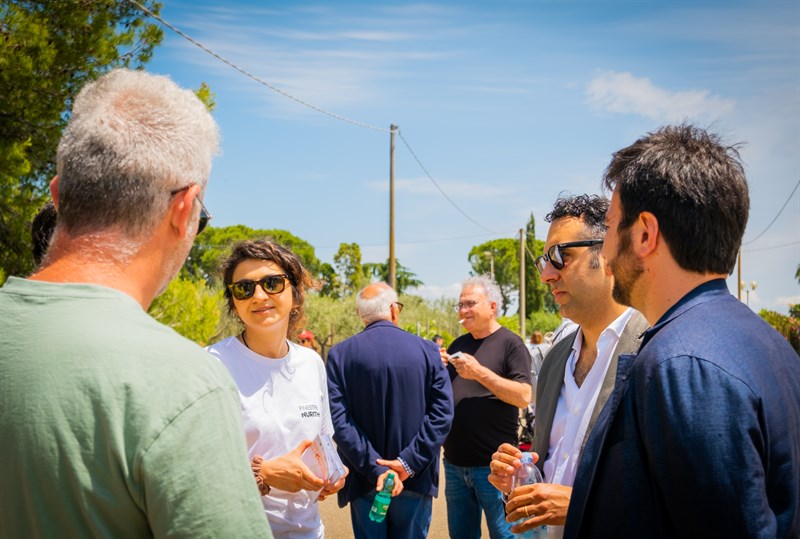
[586,71,735,122]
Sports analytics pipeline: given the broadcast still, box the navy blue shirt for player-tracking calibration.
[566,280,800,538]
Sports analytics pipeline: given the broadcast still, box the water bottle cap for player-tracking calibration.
[520,452,533,464]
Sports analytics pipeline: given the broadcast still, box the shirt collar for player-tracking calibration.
[640,278,729,349]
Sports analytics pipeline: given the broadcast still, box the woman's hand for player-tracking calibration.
[254,440,326,493]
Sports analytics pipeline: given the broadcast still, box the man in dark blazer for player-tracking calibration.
[489,194,647,538]
[326,282,453,539]
[564,125,800,538]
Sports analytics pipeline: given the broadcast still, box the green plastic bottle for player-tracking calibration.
[368,472,395,523]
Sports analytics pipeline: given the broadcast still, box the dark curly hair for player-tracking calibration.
[219,238,316,339]
[545,194,609,269]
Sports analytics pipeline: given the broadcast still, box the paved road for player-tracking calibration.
[319,458,491,538]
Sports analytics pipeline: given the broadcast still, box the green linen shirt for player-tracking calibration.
[0,277,272,538]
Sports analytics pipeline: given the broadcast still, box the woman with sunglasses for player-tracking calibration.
[206,238,345,538]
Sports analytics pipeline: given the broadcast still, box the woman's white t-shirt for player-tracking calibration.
[206,337,332,539]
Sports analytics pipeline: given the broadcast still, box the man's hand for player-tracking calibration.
[254,440,326,493]
[376,469,404,497]
[375,458,411,481]
[318,465,349,501]
[488,443,524,494]
[449,352,485,380]
[505,482,572,531]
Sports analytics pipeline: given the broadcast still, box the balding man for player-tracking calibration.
[326,282,453,538]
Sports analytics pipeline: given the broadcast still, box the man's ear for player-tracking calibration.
[169,184,201,239]
[633,211,660,257]
[49,176,59,209]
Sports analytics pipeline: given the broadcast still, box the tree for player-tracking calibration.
[0,1,164,279]
[468,238,519,315]
[363,259,423,295]
[524,213,558,314]
[148,278,222,346]
[333,242,367,297]
[185,225,323,284]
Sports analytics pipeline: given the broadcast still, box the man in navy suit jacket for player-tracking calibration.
[327,282,453,538]
[565,125,800,537]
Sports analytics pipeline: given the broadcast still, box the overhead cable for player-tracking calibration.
[125,0,390,133]
[396,130,500,235]
[742,179,799,246]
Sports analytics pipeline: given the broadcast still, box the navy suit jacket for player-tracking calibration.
[565,280,800,538]
[326,320,454,507]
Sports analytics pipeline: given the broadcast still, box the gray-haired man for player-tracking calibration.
[0,69,270,537]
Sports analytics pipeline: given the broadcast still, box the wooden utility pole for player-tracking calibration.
[737,249,742,301]
[519,228,526,341]
[388,124,397,289]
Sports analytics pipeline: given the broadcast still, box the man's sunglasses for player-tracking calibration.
[170,185,212,235]
[227,274,290,300]
[535,240,603,272]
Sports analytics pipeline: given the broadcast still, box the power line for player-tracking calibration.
[129,0,505,235]
[742,179,799,246]
[125,0,390,133]
[396,130,500,234]
[743,240,800,253]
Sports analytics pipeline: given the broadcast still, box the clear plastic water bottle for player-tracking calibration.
[511,452,547,538]
[369,472,395,523]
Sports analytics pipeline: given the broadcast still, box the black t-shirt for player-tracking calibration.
[443,326,532,466]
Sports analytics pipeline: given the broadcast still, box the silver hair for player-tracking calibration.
[56,68,220,240]
[356,283,398,325]
[461,275,502,317]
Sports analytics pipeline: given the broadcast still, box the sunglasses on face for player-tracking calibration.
[170,185,213,235]
[227,274,289,300]
[535,239,604,272]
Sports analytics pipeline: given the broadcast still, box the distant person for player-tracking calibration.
[0,69,270,537]
[488,194,647,538]
[326,282,453,538]
[442,275,532,539]
[31,200,57,266]
[565,125,800,537]
[525,331,550,387]
[432,334,445,348]
[207,239,346,538]
[298,329,320,353]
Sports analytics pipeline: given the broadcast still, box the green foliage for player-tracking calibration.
[468,238,519,315]
[185,225,323,284]
[527,311,564,334]
[497,315,520,335]
[363,259,423,295]
[194,82,216,112]
[333,242,367,297]
[148,277,222,346]
[759,308,800,355]
[0,0,163,278]
[525,213,558,314]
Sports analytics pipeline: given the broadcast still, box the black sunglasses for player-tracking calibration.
[170,185,212,235]
[227,274,289,300]
[535,240,603,272]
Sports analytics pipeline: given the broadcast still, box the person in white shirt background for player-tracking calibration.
[488,194,647,538]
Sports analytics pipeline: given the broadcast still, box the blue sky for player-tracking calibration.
[145,0,799,314]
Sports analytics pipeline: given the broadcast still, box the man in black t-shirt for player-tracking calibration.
[443,275,532,539]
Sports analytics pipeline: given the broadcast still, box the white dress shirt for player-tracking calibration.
[541,308,635,539]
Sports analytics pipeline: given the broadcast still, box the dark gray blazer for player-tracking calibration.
[533,311,648,472]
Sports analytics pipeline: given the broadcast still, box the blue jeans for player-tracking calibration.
[349,490,432,539]
[444,460,514,539]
